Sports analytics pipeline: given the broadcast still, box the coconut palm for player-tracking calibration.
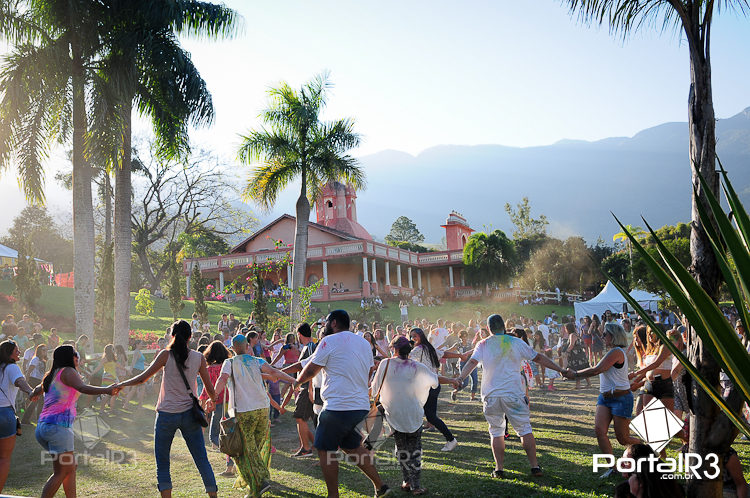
[90,0,238,346]
[612,223,646,274]
[566,2,747,494]
[0,0,103,342]
[239,73,364,324]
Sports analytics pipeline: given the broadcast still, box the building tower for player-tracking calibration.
[315,182,372,240]
[441,211,474,251]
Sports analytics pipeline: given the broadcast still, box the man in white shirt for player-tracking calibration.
[295,310,391,498]
[455,314,567,479]
[536,320,549,344]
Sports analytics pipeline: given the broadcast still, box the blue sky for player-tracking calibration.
[1,0,749,231]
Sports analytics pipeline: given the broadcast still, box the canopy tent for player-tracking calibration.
[0,243,53,272]
[574,281,661,321]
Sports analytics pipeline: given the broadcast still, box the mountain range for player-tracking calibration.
[343,107,750,244]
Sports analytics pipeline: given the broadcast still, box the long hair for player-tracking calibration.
[204,340,229,365]
[168,320,192,369]
[410,328,440,369]
[103,344,116,363]
[0,340,17,375]
[42,345,77,393]
[645,324,666,356]
[633,325,648,365]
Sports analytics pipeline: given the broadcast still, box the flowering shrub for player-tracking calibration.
[129,330,161,350]
[0,293,16,305]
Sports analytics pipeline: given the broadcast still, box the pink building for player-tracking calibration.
[183,182,479,301]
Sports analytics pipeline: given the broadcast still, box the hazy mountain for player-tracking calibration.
[351,107,750,244]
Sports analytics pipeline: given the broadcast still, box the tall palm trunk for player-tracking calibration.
[685,25,740,498]
[71,37,96,345]
[290,169,310,328]
[104,171,112,247]
[113,105,132,347]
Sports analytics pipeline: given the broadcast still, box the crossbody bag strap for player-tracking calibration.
[172,351,197,400]
[373,359,390,404]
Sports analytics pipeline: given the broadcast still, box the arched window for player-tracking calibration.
[461,234,468,247]
[307,274,319,286]
[326,200,333,208]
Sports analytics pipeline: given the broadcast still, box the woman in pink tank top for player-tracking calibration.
[31,345,119,498]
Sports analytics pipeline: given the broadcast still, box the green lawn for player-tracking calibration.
[5,378,749,497]
[0,280,573,340]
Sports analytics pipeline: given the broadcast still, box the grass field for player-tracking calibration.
[0,280,573,339]
[5,377,750,497]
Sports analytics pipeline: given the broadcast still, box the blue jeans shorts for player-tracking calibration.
[597,392,634,419]
[36,421,75,454]
[0,406,17,439]
[314,409,368,452]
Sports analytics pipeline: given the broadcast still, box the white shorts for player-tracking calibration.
[483,394,532,437]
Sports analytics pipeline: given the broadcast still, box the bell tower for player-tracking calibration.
[315,182,372,240]
[441,211,473,251]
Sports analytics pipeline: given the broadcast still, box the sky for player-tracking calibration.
[1,0,750,233]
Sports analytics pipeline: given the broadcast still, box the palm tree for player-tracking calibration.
[238,73,364,324]
[612,224,646,274]
[90,0,238,347]
[565,2,745,494]
[0,1,103,343]
[462,230,517,291]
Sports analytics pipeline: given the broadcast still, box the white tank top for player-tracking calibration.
[599,347,630,393]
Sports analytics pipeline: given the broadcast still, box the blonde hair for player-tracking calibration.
[604,322,628,348]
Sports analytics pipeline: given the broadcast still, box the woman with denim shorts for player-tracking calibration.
[32,345,118,497]
[0,340,36,493]
[566,322,640,478]
[119,320,217,498]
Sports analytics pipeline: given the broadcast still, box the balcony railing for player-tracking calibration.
[184,239,465,273]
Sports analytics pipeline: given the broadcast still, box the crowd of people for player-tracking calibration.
[0,305,748,497]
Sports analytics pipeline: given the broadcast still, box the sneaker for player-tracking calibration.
[375,484,392,497]
[440,438,458,452]
[219,467,236,477]
[450,390,457,401]
[491,469,504,479]
[530,466,543,477]
[292,448,313,458]
[599,468,615,479]
[259,480,272,495]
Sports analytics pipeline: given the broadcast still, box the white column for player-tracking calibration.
[417,269,422,290]
[219,271,224,292]
[449,266,454,288]
[287,264,292,286]
[407,267,413,289]
[427,272,432,292]
[461,269,465,287]
[371,259,377,283]
[362,257,369,282]
[396,264,402,287]
[323,261,329,286]
[186,274,191,297]
[385,261,391,286]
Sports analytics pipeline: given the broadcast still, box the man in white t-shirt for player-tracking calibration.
[455,314,567,479]
[295,310,391,498]
[213,334,295,497]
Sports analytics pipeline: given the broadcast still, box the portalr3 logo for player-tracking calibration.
[593,398,720,479]
[629,398,684,453]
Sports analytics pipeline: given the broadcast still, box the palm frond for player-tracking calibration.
[169,1,241,39]
[243,160,301,211]
[566,0,683,38]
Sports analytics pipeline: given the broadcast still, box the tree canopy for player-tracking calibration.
[504,197,548,240]
[385,216,425,245]
[462,230,516,287]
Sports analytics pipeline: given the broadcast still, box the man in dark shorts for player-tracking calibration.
[282,322,317,457]
[296,310,391,497]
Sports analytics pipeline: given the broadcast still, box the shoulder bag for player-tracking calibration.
[218,358,243,458]
[174,351,209,428]
[358,359,392,451]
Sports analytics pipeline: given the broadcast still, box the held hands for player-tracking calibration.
[108,383,122,396]
[450,378,462,390]
[204,398,215,414]
[562,368,576,379]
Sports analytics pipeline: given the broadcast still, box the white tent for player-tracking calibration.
[574,281,661,321]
